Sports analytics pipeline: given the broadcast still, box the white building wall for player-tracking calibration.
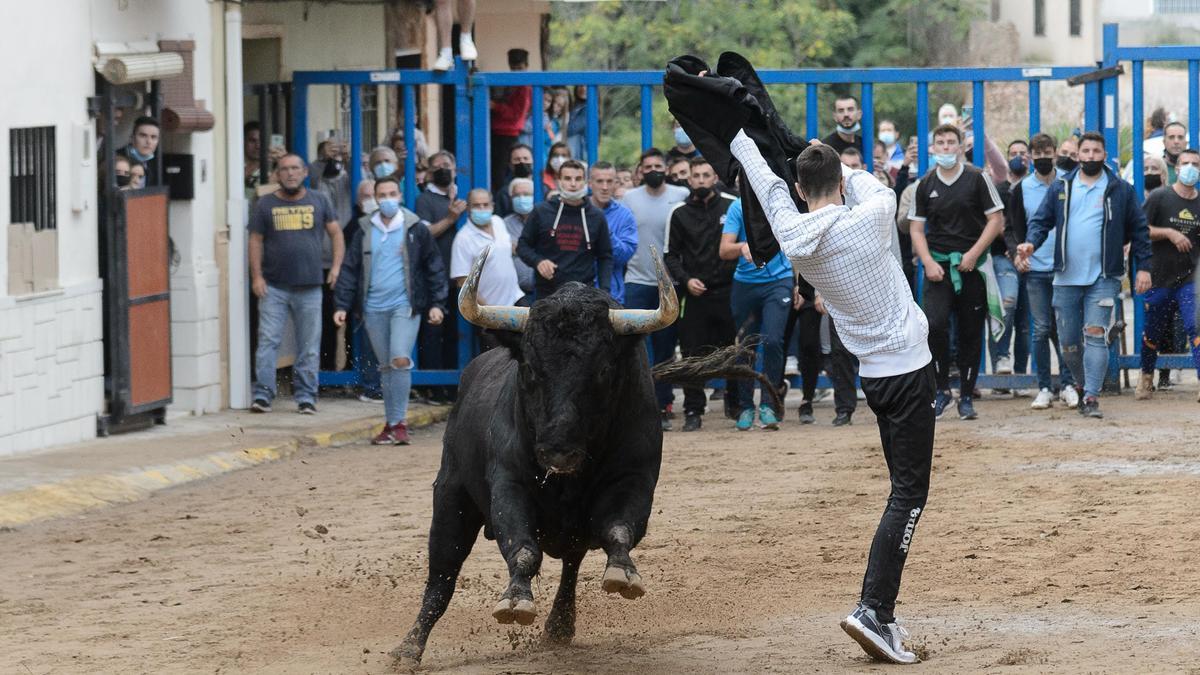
[0,1,105,455]
[998,0,1102,64]
[90,0,223,416]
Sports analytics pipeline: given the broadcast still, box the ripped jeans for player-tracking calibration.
[1052,277,1120,399]
[363,307,422,426]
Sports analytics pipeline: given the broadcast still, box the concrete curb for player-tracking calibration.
[0,406,451,529]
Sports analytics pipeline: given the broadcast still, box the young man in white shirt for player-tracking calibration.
[451,189,525,353]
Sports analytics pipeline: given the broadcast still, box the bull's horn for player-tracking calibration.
[458,246,529,332]
[609,245,679,335]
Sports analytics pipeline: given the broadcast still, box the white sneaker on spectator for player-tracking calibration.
[459,33,478,61]
[1012,388,1032,398]
[995,355,1014,374]
[1060,386,1080,408]
[433,48,454,71]
[785,355,800,375]
[1031,388,1053,409]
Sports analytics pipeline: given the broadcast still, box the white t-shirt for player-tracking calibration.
[450,216,525,306]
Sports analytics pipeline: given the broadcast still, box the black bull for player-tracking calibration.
[391,247,681,667]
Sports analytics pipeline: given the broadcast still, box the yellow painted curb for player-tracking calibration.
[0,406,451,528]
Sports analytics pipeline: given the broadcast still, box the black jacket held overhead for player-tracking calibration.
[663,51,810,265]
[665,191,738,293]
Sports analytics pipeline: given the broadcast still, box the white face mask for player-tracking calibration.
[361,198,378,213]
[939,116,957,126]
[550,156,567,171]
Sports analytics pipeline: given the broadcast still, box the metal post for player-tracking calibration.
[1084,81,1100,133]
[1133,61,1145,201]
[257,87,268,185]
[972,81,986,168]
[1102,23,1121,174]
[806,84,819,141]
[862,82,874,172]
[532,84,544,202]
[403,85,417,207]
[916,82,929,175]
[1190,60,1200,151]
[453,58,473,370]
[586,85,600,165]
[292,78,308,165]
[471,78,490,191]
[640,85,653,151]
[349,84,363,198]
[1028,80,1040,136]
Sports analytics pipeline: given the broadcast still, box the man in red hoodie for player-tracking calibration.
[490,49,532,188]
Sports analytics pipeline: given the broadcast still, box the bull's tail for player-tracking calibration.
[651,338,783,412]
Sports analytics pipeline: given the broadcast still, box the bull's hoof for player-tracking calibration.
[492,597,537,625]
[387,642,422,671]
[601,565,646,599]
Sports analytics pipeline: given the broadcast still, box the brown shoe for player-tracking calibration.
[372,424,395,445]
[1135,372,1154,400]
[391,422,411,445]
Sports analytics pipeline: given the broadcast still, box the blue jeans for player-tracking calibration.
[1052,277,1120,398]
[254,284,322,405]
[625,282,678,409]
[1025,272,1073,391]
[730,278,792,413]
[1141,282,1200,374]
[364,307,422,425]
[988,256,1029,371]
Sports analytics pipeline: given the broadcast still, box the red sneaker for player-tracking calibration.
[371,423,395,445]
[391,422,410,445]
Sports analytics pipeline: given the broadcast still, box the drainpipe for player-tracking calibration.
[225,2,250,408]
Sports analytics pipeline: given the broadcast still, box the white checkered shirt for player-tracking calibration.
[730,131,931,378]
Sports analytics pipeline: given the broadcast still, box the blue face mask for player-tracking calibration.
[373,162,397,179]
[674,127,691,147]
[378,198,401,219]
[1179,163,1200,187]
[469,209,494,226]
[934,152,958,169]
[128,146,154,163]
[512,195,534,215]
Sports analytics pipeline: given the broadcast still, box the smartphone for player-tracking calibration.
[269,133,285,150]
[961,105,973,122]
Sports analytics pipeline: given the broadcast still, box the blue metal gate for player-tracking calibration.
[292,22,1190,391]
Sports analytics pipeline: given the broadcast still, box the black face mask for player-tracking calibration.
[1033,157,1055,176]
[115,174,132,187]
[667,176,689,187]
[1080,159,1104,177]
[322,160,342,178]
[691,186,712,201]
[642,170,666,189]
[431,167,453,187]
[1056,156,1078,172]
[511,162,533,178]
[1144,174,1164,191]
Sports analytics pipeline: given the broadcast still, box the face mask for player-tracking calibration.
[1008,156,1027,176]
[1056,156,1078,172]
[322,160,342,178]
[549,156,567,171]
[431,167,453,187]
[1178,164,1200,187]
[934,153,958,169]
[559,185,588,201]
[837,121,862,134]
[1033,157,1055,176]
[1143,174,1164,191]
[512,162,533,178]
[360,197,379,214]
[1080,159,1104,177]
[938,116,957,126]
[128,146,154,162]
[879,131,897,146]
[378,198,401,219]
[674,127,691,147]
[373,162,396,179]
[642,170,666,188]
[667,176,688,187]
[115,173,132,187]
[469,209,494,226]
[691,186,712,201]
[512,194,534,215]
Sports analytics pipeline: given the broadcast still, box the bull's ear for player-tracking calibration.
[488,329,524,359]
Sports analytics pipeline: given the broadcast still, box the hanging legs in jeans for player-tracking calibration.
[988,255,1020,370]
[1141,281,1200,375]
[731,278,792,416]
[1024,271,1073,392]
[1052,277,1121,399]
[922,263,986,396]
[364,307,423,426]
[254,284,323,406]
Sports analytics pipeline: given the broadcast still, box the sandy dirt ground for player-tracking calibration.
[3,389,1200,674]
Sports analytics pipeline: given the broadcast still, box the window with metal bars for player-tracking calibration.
[9,126,56,231]
[338,85,380,150]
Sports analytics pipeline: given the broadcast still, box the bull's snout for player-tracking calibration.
[535,445,587,475]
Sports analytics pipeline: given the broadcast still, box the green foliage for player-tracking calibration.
[547,0,986,166]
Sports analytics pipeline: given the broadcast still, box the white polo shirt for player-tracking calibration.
[450,215,525,306]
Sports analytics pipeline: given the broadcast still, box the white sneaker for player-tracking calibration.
[841,604,919,664]
[433,49,454,71]
[785,355,800,375]
[1031,388,1053,409]
[1060,386,1080,408]
[1012,388,1032,398]
[995,355,1014,374]
[459,33,478,61]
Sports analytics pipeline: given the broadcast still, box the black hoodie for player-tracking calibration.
[517,197,613,298]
